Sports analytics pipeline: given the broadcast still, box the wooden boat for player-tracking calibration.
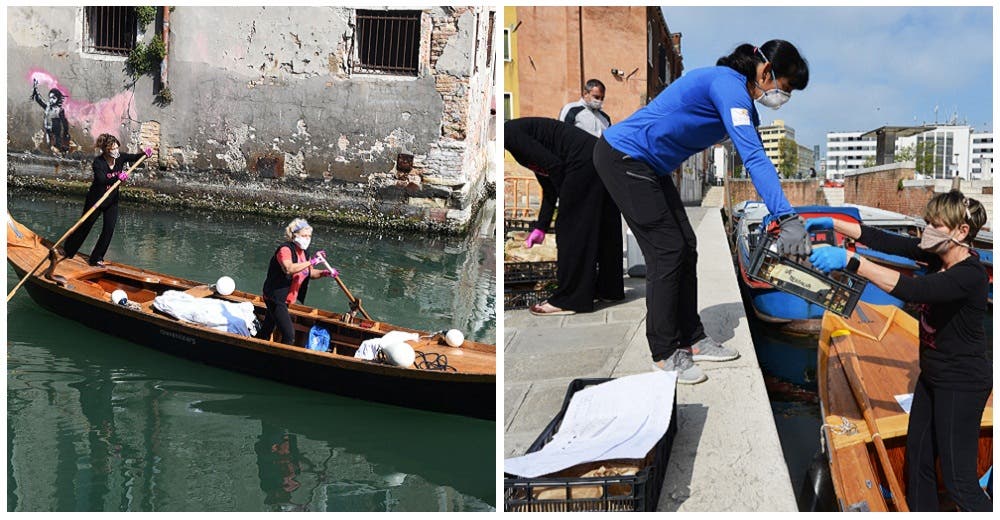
[818,303,993,511]
[7,214,496,420]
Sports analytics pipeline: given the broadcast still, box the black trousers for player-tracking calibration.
[593,137,705,362]
[905,376,992,512]
[257,299,296,346]
[63,201,119,264]
[547,163,624,312]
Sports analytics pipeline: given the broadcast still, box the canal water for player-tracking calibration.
[6,192,496,512]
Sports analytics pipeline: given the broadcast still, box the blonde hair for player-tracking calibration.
[924,190,988,243]
[284,218,311,241]
[95,133,120,155]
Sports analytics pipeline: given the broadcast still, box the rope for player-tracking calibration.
[413,351,457,372]
[820,416,858,437]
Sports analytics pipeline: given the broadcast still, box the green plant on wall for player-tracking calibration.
[135,6,157,27]
[126,7,164,78]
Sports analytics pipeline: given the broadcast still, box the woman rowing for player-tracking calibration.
[256,218,339,345]
[808,191,991,511]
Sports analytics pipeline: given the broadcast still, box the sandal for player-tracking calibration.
[529,301,575,316]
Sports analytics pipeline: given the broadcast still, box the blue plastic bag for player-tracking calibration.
[307,325,331,353]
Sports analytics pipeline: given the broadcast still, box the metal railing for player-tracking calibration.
[83,6,137,56]
[354,10,421,76]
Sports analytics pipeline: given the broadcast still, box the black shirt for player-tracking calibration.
[87,151,146,208]
[859,225,991,391]
[503,117,597,232]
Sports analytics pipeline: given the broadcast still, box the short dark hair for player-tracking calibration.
[48,88,65,103]
[584,79,606,93]
[717,40,809,91]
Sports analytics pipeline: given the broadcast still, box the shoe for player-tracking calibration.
[690,337,740,362]
[652,349,707,384]
[529,301,575,316]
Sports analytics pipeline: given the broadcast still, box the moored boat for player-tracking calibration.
[7,214,496,420]
[817,303,993,511]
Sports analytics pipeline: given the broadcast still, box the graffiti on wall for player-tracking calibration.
[27,69,138,154]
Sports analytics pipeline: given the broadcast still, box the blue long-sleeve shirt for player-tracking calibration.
[603,66,794,217]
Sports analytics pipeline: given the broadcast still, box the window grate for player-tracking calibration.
[354,10,421,76]
[83,6,138,56]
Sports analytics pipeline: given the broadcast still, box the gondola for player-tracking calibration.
[817,303,993,511]
[7,214,496,420]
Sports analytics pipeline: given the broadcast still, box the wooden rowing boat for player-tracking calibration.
[7,214,496,420]
[818,303,993,511]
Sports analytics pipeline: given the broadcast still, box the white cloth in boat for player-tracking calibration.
[354,330,420,360]
[504,371,677,478]
[153,290,258,337]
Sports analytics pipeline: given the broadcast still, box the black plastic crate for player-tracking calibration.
[504,218,537,233]
[503,284,552,310]
[504,261,558,284]
[747,232,868,318]
[504,378,678,512]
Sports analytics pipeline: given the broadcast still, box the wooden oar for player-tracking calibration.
[318,256,372,321]
[830,329,910,512]
[7,155,147,302]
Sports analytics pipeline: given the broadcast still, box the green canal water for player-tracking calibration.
[6,192,497,512]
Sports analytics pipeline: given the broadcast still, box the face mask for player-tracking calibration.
[918,226,966,254]
[754,48,791,110]
[294,236,311,250]
[585,98,603,110]
[109,149,120,159]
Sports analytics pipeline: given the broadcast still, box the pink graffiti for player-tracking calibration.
[27,68,137,141]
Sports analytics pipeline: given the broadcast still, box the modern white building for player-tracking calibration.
[825,131,876,179]
[895,125,972,179]
[971,132,994,180]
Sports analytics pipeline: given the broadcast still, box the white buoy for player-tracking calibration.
[444,329,464,347]
[216,276,236,296]
[381,341,415,367]
[110,289,128,305]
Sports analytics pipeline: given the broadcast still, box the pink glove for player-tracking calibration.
[323,267,339,278]
[117,171,129,182]
[524,229,545,249]
[309,250,327,266]
[144,146,153,158]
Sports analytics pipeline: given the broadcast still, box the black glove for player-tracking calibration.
[776,214,811,258]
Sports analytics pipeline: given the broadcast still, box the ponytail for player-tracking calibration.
[717,40,809,91]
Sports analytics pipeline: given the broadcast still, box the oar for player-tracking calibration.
[318,256,372,321]
[7,155,147,302]
[830,329,910,512]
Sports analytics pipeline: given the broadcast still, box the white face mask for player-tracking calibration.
[754,48,791,110]
[585,98,603,110]
[109,149,120,159]
[294,236,311,250]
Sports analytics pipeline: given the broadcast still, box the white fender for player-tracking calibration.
[382,341,415,368]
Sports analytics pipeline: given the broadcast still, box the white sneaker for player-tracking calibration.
[652,349,707,384]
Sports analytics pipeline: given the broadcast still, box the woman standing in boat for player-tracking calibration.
[256,218,338,345]
[808,191,991,511]
[593,40,812,384]
[60,133,152,267]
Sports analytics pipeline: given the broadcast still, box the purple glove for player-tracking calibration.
[809,246,849,273]
[309,250,327,266]
[144,146,153,158]
[323,267,339,278]
[117,171,129,182]
[524,229,545,249]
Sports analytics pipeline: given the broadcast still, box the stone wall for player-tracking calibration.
[6,6,494,233]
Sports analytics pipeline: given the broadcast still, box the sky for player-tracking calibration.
[660,6,993,157]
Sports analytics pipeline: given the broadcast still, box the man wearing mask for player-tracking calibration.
[558,79,612,137]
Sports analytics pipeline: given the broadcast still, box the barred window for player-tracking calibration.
[83,6,138,56]
[503,93,513,121]
[354,10,421,76]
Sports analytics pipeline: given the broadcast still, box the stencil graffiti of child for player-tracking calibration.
[30,79,80,154]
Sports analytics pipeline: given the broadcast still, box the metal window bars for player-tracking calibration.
[83,6,137,56]
[354,10,421,76]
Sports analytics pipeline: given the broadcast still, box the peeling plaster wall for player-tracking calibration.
[7,6,494,231]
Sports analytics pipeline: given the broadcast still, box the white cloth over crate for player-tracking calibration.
[504,370,677,478]
[354,330,420,360]
[152,290,258,337]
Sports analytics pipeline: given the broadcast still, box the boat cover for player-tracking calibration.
[354,330,420,360]
[152,290,258,337]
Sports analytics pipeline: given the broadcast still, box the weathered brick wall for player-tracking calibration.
[845,166,993,226]
[727,179,823,209]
